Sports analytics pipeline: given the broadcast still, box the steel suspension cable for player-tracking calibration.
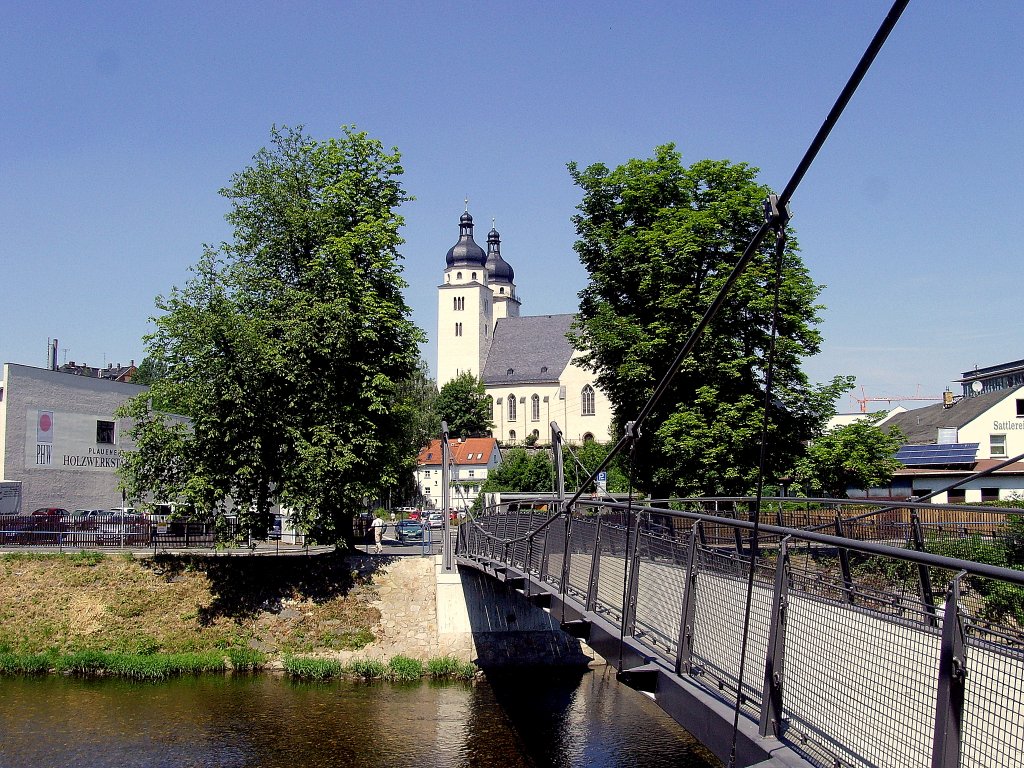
[728,219,787,767]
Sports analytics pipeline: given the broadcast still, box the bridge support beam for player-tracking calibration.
[931,572,967,768]
[759,537,791,738]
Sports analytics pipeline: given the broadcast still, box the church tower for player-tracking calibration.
[437,210,493,388]
[485,224,521,322]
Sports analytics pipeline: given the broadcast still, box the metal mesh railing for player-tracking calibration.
[458,496,1024,768]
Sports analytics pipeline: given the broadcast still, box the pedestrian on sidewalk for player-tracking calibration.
[371,514,385,554]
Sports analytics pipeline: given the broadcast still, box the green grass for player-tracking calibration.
[427,655,477,680]
[386,655,423,681]
[227,647,267,672]
[283,655,345,680]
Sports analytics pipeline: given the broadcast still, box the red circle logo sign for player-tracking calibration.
[39,413,52,432]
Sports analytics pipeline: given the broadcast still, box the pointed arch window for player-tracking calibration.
[581,384,595,416]
[531,394,540,422]
[455,322,463,337]
[507,393,517,422]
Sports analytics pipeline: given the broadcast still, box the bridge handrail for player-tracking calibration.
[462,496,1024,587]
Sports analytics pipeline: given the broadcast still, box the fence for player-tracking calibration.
[458,497,1024,768]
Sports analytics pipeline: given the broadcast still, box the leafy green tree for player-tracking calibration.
[568,145,852,498]
[392,359,441,503]
[561,440,630,495]
[481,448,553,494]
[131,356,169,387]
[794,417,905,497]
[435,371,493,438]
[118,125,422,545]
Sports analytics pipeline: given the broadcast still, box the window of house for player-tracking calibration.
[468,470,475,478]
[455,322,462,337]
[508,430,516,442]
[531,429,539,441]
[499,287,505,294]
[531,394,540,421]
[96,420,115,444]
[981,487,1000,502]
[456,272,462,280]
[1017,399,1024,417]
[583,432,595,443]
[472,272,478,281]
[581,384,595,416]
[948,489,966,504]
[991,434,1008,458]
[424,470,430,478]
[507,393,517,421]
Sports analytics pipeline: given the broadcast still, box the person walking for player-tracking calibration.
[370,514,385,554]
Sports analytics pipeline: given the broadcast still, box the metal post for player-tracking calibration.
[441,421,453,571]
[623,508,643,636]
[759,536,791,737]
[551,422,572,596]
[911,512,938,627]
[585,515,603,612]
[675,521,701,675]
[931,572,967,768]
[835,514,855,605]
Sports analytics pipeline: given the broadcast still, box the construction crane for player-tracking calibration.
[851,385,942,413]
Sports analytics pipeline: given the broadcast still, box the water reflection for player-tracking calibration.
[0,668,719,767]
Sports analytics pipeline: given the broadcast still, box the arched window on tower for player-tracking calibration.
[457,272,462,280]
[472,272,478,281]
[581,385,595,416]
[531,394,540,422]
[507,393,517,422]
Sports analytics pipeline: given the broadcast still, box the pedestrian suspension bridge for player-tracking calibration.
[428,3,1024,764]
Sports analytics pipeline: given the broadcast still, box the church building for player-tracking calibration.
[436,210,612,445]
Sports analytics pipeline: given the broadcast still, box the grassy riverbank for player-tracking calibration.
[0,550,474,681]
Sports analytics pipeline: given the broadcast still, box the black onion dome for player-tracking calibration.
[445,212,487,267]
[485,227,515,282]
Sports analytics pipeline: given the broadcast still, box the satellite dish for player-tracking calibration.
[971,381,983,393]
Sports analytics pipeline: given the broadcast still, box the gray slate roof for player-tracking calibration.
[481,314,576,385]
[883,385,1024,443]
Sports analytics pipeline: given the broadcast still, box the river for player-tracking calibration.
[0,667,720,767]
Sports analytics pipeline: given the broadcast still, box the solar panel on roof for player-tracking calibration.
[895,443,979,466]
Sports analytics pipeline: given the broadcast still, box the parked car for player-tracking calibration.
[395,519,424,544]
[427,512,444,529]
[97,510,148,545]
[67,509,107,530]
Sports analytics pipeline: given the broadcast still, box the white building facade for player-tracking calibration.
[415,437,501,511]
[0,363,144,513]
[877,385,1024,502]
[436,211,613,445]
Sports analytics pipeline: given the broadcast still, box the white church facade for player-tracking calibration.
[436,211,613,445]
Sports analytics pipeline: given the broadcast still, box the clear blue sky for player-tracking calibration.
[3,2,1022,414]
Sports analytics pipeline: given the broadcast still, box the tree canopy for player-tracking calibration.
[435,371,493,438]
[118,125,422,544]
[794,416,905,497]
[480,448,553,495]
[568,145,852,498]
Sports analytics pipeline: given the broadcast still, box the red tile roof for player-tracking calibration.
[417,437,498,467]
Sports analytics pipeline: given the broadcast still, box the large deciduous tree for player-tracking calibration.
[568,145,851,498]
[435,371,493,438]
[118,125,422,545]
